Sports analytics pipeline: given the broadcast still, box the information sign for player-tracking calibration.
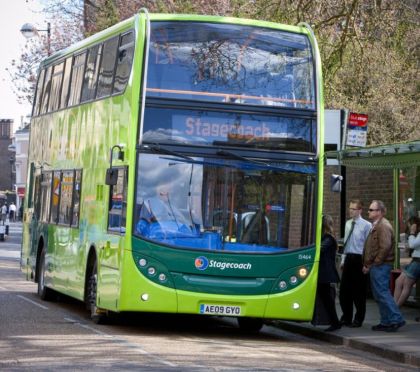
[346,112,368,147]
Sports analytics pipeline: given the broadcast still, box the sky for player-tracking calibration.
[0,0,46,133]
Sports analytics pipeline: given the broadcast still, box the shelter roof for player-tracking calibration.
[327,140,420,169]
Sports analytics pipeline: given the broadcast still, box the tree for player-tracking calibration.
[240,0,419,144]
[10,0,419,145]
[7,1,83,106]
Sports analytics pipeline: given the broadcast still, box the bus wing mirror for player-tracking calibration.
[105,168,118,186]
[330,174,343,193]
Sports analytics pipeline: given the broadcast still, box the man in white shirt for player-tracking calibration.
[9,202,16,222]
[339,199,372,327]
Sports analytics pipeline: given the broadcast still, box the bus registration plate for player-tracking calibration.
[199,304,241,316]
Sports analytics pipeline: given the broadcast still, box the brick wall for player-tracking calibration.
[323,166,342,235]
[323,166,394,239]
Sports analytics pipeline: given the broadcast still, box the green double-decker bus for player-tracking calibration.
[22,11,324,330]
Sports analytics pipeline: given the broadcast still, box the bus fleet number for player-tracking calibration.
[298,254,312,260]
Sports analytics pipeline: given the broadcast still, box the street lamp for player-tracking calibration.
[20,22,51,56]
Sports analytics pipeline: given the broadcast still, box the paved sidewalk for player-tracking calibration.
[274,299,420,368]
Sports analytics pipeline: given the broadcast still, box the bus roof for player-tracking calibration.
[39,12,312,69]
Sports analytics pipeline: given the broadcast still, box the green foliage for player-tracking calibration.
[12,0,419,145]
[94,0,119,33]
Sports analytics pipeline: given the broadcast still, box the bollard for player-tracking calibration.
[0,225,5,241]
[5,218,9,235]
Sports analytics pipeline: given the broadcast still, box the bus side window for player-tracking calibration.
[40,66,52,115]
[97,36,119,99]
[48,62,64,113]
[33,174,42,220]
[71,170,82,228]
[108,167,127,234]
[33,69,45,117]
[81,44,102,103]
[40,172,53,223]
[50,171,61,224]
[113,31,134,94]
[60,56,73,109]
[68,52,87,107]
[58,170,74,225]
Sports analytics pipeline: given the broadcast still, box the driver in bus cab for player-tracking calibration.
[138,185,176,223]
[136,185,194,238]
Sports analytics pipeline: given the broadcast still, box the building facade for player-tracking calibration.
[11,125,30,213]
[0,119,14,202]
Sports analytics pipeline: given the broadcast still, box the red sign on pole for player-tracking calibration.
[346,112,368,147]
[348,113,368,128]
[17,187,25,197]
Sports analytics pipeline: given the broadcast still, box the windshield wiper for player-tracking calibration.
[138,144,193,161]
[217,149,269,166]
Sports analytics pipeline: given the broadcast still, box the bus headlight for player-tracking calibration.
[158,273,166,282]
[148,267,156,276]
[290,275,298,285]
[298,267,308,278]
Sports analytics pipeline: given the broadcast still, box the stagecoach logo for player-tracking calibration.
[194,256,252,271]
[195,256,209,271]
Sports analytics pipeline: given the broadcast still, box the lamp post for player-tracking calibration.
[20,22,51,56]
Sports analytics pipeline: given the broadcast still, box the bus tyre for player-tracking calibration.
[237,317,264,333]
[37,248,55,301]
[87,261,107,324]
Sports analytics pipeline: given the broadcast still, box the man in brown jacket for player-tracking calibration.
[362,200,405,332]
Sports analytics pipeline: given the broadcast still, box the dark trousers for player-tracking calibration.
[339,253,367,324]
[318,283,340,326]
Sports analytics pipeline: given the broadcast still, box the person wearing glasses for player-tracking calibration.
[393,216,420,307]
[339,199,371,328]
[362,200,405,332]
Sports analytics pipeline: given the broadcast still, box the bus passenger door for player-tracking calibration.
[99,167,127,310]
[27,173,42,271]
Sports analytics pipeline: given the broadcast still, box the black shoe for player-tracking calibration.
[325,324,341,332]
[340,319,352,327]
[386,321,406,332]
[371,323,391,331]
[350,321,362,328]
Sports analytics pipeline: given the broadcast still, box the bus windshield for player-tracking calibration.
[134,153,316,253]
[147,22,315,109]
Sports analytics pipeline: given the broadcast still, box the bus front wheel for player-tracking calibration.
[87,260,107,324]
[37,248,56,301]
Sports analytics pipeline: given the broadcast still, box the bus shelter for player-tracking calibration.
[331,140,420,304]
